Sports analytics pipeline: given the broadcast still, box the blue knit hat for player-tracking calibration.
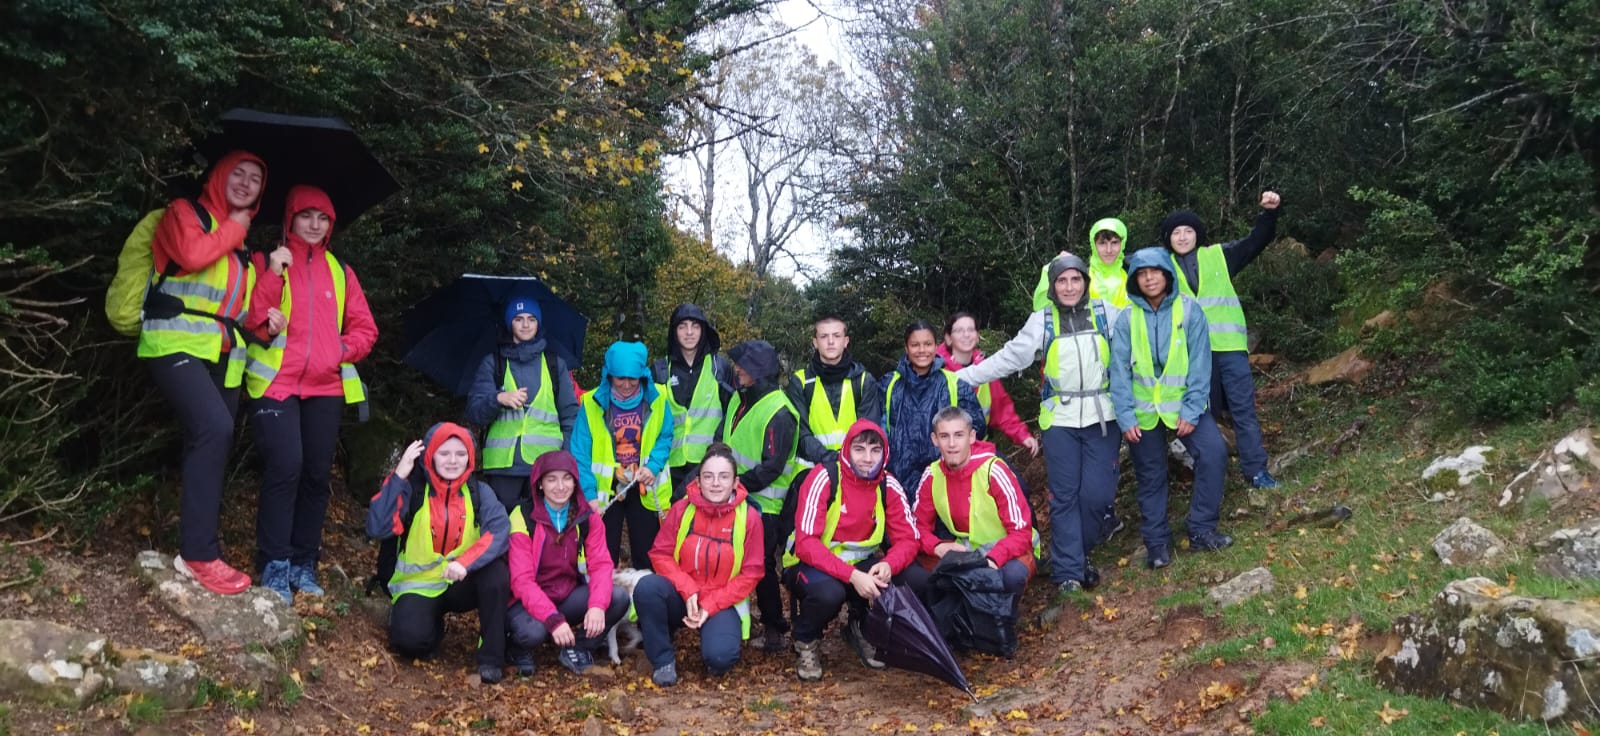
[504,297,542,331]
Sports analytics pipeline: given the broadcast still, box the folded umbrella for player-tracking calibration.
[402,274,587,396]
[864,583,975,700]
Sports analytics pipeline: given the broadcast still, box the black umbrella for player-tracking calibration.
[864,584,975,700]
[197,108,400,229]
[402,274,588,397]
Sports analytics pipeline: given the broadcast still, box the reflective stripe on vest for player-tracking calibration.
[389,483,480,601]
[781,463,886,569]
[137,218,254,388]
[1038,305,1112,429]
[794,369,857,452]
[580,391,672,511]
[674,503,752,639]
[883,369,959,438]
[929,458,1040,558]
[1171,246,1247,352]
[244,251,365,403]
[483,358,562,469]
[723,391,802,514]
[663,364,722,466]
[1130,298,1189,430]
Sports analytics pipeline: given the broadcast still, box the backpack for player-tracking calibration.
[105,199,215,337]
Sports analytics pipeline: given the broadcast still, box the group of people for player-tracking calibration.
[140,148,1285,686]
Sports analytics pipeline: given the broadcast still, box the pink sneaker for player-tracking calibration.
[175,556,250,595]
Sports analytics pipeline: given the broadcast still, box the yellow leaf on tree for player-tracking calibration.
[477,143,489,154]
[514,140,528,152]
[511,180,523,191]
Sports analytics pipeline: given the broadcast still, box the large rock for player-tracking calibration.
[1499,429,1599,508]
[1534,520,1600,580]
[1305,346,1372,385]
[1431,518,1508,566]
[1376,578,1600,722]
[0,619,109,706]
[1208,567,1275,608]
[134,551,301,647]
[110,649,200,707]
[1423,446,1494,488]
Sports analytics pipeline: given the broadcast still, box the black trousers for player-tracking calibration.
[485,474,531,515]
[754,510,789,635]
[603,481,661,571]
[147,353,239,563]
[388,557,510,667]
[784,557,934,643]
[506,584,630,651]
[250,395,343,569]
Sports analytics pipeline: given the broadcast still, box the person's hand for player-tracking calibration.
[583,607,607,638]
[267,245,292,276]
[868,561,893,586]
[1260,191,1281,210]
[228,209,252,227]
[265,307,287,337]
[551,621,577,647]
[395,440,425,478]
[589,499,603,515]
[683,593,707,629]
[444,561,467,582]
[637,466,656,489]
[1123,427,1142,444]
[497,387,528,409]
[1022,436,1041,458]
[849,569,887,601]
[986,557,999,570]
[934,541,970,558]
[1176,419,1196,438]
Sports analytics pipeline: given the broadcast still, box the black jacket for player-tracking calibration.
[784,352,881,465]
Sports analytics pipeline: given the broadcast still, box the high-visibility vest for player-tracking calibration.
[1038,305,1111,429]
[883,369,959,437]
[974,382,992,422]
[663,363,722,467]
[929,457,1040,558]
[723,391,802,514]
[793,369,858,452]
[136,210,254,388]
[244,251,365,403]
[1129,298,1190,430]
[1171,246,1247,352]
[388,483,480,602]
[579,391,672,511]
[781,463,885,569]
[483,357,563,469]
[673,503,752,639]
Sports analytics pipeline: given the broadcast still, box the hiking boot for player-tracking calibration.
[175,556,251,596]
[1189,530,1235,553]
[1055,579,1083,598]
[754,627,788,653]
[290,563,325,596]
[1250,471,1282,490]
[1082,563,1101,591]
[1145,545,1172,570]
[510,650,536,677]
[478,664,503,684]
[651,661,678,687]
[260,559,293,604]
[841,619,885,669]
[557,646,594,675]
[793,638,823,681]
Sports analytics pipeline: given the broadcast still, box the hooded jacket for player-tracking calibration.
[647,477,766,617]
[509,451,614,631]
[246,185,379,400]
[1160,207,1280,291]
[570,341,676,501]
[1029,218,1130,313]
[784,350,882,465]
[1109,248,1213,431]
[882,353,986,488]
[365,422,510,574]
[792,420,920,582]
[959,253,1115,430]
[150,150,266,353]
[913,440,1034,569]
[465,333,581,476]
[718,340,799,495]
[650,304,735,414]
[936,343,1031,445]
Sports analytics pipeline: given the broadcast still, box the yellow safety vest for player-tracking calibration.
[723,391,802,514]
[1171,246,1247,352]
[137,214,254,388]
[793,369,858,452]
[483,356,563,469]
[930,457,1040,558]
[579,391,672,511]
[781,464,886,569]
[1129,298,1189,430]
[674,503,752,639]
[663,362,723,467]
[243,251,365,403]
[1038,305,1112,429]
[388,483,480,602]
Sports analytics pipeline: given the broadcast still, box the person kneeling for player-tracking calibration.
[783,420,926,681]
[367,423,511,683]
[506,450,630,677]
[633,444,763,687]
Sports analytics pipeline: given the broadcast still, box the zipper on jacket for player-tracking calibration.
[294,249,318,397]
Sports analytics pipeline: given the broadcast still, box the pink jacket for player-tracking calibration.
[937,344,1032,445]
[509,452,614,629]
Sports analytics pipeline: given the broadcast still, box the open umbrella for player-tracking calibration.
[197,108,400,229]
[402,274,587,397]
[864,584,975,700]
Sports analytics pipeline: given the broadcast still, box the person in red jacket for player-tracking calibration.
[939,313,1039,458]
[783,420,926,681]
[914,407,1037,597]
[634,444,764,687]
[506,450,628,677]
[245,185,378,604]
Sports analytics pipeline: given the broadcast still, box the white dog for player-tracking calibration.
[607,567,650,664]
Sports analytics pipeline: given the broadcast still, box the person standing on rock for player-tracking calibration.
[367,422,511,683]
[1160,192,1283,489]
[1109,249,1233,570]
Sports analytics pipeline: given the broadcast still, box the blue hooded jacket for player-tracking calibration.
[1109,248,1212,431]
[570,341,675,501]
[880,353,986,489]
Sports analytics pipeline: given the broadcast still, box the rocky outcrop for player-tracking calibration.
[1534,520,1600,580]
[1208,568,1275,608]
[1423,446,1493,488]
[134,551,301,647]
[1305,346,1372,385]
[1431,518,1508,566]
[110,648,199,707]
[1376,578,1600,722]
[0,619,109,706]
[1499,428,1599,508]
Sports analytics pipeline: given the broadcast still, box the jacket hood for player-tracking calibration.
[728,339,781,384]
[283,184,336,250]
[667,303,722,360]
[839,419,889,482]
[594,341,659,408]
[1046,253,1091,309]
[199,150,268,221]
[1125,247,1176,306]
[421,421,477,494]
[935,343,984,369]
[894,352,948,378]
[1159,210,1207,251]
[1088,217,1128,278]
[526,450,591,525]
[684,476,750,514]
